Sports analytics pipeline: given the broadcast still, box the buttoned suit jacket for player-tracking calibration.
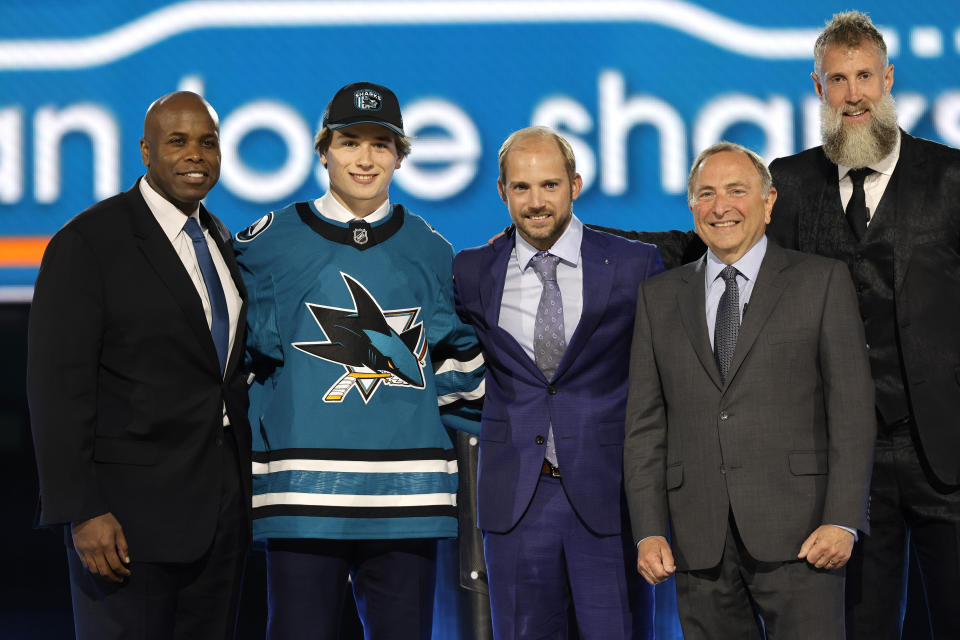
[453,226,663,535]
[27,180,251,563]
[624,241,875,570]
[768,131,960,486]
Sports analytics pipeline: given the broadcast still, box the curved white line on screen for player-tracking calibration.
[0,0,900,70]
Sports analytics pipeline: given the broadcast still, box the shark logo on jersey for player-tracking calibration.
[293,273,426,403]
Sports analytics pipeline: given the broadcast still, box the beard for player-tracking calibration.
[820,91,899,168]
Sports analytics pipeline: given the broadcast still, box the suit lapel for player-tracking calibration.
[724,242,789,387]
[892,132,926,295]
[128,182,221,376]
[202,205,249,378]
[803,150,842,253]
[558,229,614,377]
[677,257,723,390]
[482,232,544,379]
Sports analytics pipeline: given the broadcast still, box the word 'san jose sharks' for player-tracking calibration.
[293,273,426,403]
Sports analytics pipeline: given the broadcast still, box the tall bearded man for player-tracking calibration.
[767,11,960,639]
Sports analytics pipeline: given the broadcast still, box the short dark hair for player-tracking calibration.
[313,126,412,161]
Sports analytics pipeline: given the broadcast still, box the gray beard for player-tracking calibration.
[821,92,899,168]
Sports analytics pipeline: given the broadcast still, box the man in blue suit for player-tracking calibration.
[453,127,663,639]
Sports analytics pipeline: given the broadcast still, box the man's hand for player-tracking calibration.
[637,536,676,585]
[797,525,854,570]
[71,512,131,583]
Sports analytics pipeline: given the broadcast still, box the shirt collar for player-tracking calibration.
[139,176,200,241]
[515,214,583,272]
[837,129,901,181]
[314,192,391,224]
[705,234,767,285]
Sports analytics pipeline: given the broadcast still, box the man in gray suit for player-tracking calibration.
[623,142,875,639]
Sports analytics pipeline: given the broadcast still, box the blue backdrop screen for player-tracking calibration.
[1,1,959,293]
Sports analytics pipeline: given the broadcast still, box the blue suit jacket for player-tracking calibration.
[453,226,664,535]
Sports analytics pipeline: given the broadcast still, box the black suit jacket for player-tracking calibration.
[768,132,960,486]
[27,181,251,563]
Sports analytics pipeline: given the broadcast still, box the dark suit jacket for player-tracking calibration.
[27,181,251,563]
[624,241,875,570]
[453,226,664,535]
[769,132,960,486]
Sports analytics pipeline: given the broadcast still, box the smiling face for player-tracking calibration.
[321,123,402,218]
[140,93,220,215]
[814,42,898,167]
[690,150,776,265]
[498,136,582,251]
[813,42,893,126]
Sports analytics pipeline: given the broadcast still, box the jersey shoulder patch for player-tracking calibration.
[236,212,275,242]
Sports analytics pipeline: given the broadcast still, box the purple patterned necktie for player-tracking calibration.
[714,265,740,384]
[532,251,564,466]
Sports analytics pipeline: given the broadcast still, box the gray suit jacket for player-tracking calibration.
[623,240,875,571]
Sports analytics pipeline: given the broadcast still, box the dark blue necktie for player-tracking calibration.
[183,217,229,374]
[714,265,740,384]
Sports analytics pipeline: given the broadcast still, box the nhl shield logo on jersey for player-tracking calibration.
[235,212,274,242]
[352,227,369,245]
[293,273,426,403]
[354,89,382,111]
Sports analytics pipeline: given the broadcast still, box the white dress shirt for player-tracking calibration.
[140,178,242,427]
[313,192,391,222]
[837,131,901,224]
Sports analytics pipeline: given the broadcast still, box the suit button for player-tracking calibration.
[536,435,546,445]
[547,385,558,395]
[719,411,729,421]
[216,436,224,447]
[720,464,727,474]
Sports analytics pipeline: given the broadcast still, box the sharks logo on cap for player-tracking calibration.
[354,89,382,111]
[293,273,426,404]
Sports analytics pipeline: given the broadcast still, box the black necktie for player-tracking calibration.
[714,266,740,384]
[845,168,874,241]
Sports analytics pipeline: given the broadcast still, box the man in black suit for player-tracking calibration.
[767,12,960,638]
[600,11,960,639]
[27,91,251,639]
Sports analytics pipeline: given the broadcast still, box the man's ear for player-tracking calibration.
[140,138,150,167]
[811,72,824,100]
[497,179,507,203]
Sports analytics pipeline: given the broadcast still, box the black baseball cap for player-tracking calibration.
[321,82,405,137]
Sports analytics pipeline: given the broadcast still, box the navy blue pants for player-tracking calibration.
[483,475,653,640]
[265,537,437,640]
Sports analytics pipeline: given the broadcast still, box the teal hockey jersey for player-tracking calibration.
[234,201,484,541]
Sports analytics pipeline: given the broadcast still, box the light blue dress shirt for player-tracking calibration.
[498,216,584,362]
[704,235,766,349]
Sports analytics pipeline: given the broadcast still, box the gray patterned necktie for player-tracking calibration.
[531,251,564,466]
[714,265,740,384]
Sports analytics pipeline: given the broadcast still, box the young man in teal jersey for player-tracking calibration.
[234,82,484,640]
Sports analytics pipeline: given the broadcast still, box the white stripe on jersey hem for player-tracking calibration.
[434,352,484,375]
[252,458,459,475]
[437,378,485,407]
[253,492,457,509]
